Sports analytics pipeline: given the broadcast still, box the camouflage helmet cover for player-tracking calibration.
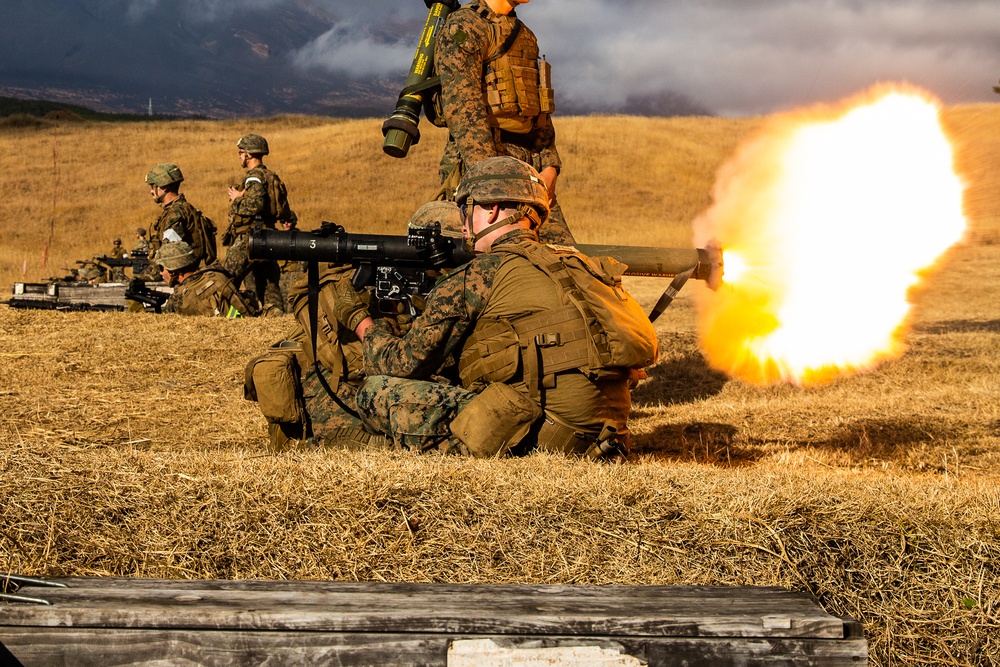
[145,163,184,187]
[454,156,550,225]
[408,200,463,238]
[237,133,269,155]
[113,238,122,244]
[155,241,197,271]
[136,227,147,236]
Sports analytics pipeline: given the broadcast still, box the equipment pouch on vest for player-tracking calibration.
[244,341,306,425]
[483,19,553,133]
[450,382,541,458]
[503,244,659,376]
[423,76,449,129]
[458,318,521,390]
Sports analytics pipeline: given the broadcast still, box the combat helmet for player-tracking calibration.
[145,163,184,187]
[237,133,269,156]
[155,241,197,271]
[454,156,550,227]
[408,200,463,238]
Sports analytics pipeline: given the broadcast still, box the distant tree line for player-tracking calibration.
[0,96,203,122]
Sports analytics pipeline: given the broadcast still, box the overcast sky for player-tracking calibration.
[282,0,1000,116]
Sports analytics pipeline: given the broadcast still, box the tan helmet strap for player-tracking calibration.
[471,202,541,250]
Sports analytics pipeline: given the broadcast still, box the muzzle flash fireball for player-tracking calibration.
[694,84,968,386]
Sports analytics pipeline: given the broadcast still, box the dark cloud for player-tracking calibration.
[6,0,1000,117]
[526,0,1000,115]
[278,0,1000,115]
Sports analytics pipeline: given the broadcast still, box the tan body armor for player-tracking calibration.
[456,243,652,444]
[482,12,555,133]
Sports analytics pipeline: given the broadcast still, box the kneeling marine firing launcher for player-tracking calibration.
[249,224,722,322]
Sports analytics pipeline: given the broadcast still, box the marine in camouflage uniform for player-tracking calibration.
[246,201,465,452]
[108,238,127,282]
[433,0,575,245]
[143,163,214,278]
[133,228,150,255]
[155,241,258,318]
[333,158,652,458]
[224,133,294,316]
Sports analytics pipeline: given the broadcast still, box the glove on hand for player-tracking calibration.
[332,279,371,332]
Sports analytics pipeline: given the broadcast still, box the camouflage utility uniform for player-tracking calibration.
[357,229,633,455]
[149,195,204,267]
[163,266,258,318]
[108,241,127,282]
[434,0,574,244]
[133,228,150,255]
[224,164,293,314]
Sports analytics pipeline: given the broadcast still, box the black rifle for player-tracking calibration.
[124,278,170,313]
[94,250,150,277]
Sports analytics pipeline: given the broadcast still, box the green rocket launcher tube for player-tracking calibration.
[382,0,461,158]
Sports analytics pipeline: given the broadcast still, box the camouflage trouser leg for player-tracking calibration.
[277,365,389,451]
[223,233,283,314]
[278,268,302,314]
[250,260,284,315]
[301,365,364,434]
[356,375,476,454]
[223,233,251,288]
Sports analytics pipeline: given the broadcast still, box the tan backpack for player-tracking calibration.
[190,209,218,266]
[503,243,659,375]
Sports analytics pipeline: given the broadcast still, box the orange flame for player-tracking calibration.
[693,84,967,385]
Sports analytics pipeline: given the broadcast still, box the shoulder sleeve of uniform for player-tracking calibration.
[243,167,267,187]
[440,8,491,57]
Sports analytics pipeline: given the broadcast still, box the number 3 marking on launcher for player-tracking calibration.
[309,239,317,249]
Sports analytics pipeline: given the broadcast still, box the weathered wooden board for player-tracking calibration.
[0,579,868,666]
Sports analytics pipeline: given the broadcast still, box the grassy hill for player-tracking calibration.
[1,108,999,665]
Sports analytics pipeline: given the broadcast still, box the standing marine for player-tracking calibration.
[107,238,127,282]
[224,133,296,317]
[276,217,303,313]
[433,0,574,245]
[133,227,150,255]
[330,157,658,458]
[143,163,217,278]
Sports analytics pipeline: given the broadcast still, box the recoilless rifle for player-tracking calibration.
[248,224,722,322]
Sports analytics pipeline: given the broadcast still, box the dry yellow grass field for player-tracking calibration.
[1,108,999,666]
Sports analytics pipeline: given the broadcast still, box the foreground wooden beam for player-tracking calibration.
[0,578,867,666]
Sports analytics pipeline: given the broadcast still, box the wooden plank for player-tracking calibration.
[0,629,869,667]
[2,580,848,639]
